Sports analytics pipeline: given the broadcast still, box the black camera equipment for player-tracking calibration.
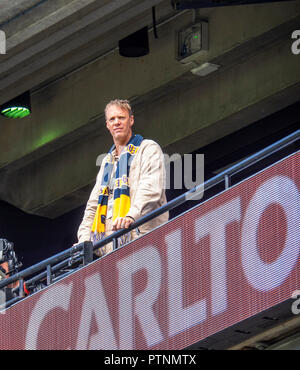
[0,239,22,275]
[0,239,23,308]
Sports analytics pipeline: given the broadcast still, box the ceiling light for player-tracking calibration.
[191,62,220,76]
[0,91,31,119]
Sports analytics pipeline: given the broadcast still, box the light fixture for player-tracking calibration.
[119,27,149,58]
[191,62,220,76]
[0,91,31,119]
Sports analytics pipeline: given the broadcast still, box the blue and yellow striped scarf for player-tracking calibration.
[91,134,143,243]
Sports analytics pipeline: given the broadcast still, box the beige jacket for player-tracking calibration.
[77,139,169,247]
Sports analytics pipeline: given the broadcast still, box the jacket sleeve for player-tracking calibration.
[77,168,103,243]
[126,141,166,221]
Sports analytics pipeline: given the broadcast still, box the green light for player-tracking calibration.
[35,131,61,148]
[1,106,30,119]
[0,91,31,119]
[194,35,198,39]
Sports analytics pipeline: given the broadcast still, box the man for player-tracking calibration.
[77,99,168,256]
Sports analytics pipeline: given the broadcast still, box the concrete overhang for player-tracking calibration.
[0,0,299,218]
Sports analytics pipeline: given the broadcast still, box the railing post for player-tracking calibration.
[224,174,231,189]
[46,264,52,285]
[18,278,24,298]
[83,241,93,265]
[113,238,118,251]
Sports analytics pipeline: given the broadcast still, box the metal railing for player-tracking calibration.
[0,128,299,310]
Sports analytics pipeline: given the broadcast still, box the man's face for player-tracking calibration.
[106,105,134,145]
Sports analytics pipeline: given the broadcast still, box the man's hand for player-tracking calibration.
[112,216,135,231]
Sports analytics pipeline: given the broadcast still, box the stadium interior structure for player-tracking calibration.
[0,0,299,350]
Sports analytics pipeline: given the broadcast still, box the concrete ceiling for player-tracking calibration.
[0,0,173,104]
[0,0,299,218]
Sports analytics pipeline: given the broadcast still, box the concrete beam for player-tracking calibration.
[1,2,299,168]
[0,1,299,217]
[0,0,166,105]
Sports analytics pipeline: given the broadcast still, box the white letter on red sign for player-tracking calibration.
[195,197,241,316]
[242,176,300,291]
[76,273,118,350]
[25,283,73,350]
[117,246,163,349]
[166,229,206,336]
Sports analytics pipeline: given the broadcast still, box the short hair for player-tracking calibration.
[104,99,133,119]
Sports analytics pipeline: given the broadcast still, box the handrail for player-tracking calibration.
[0,128,299,308]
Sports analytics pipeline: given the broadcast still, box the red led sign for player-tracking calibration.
[0,152,299,350]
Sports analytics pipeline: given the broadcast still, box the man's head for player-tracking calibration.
[105,99,134,146]
[105,99,133,119]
